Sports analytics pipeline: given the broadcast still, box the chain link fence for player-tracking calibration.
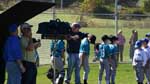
[25,10,150,65]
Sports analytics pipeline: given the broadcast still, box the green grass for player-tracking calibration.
[16,13,150,83]
[37,64,137,84]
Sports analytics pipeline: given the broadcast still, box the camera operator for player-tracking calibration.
[65,22,88,84]
[20,23,41,84]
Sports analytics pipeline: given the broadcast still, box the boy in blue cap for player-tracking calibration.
[142,38,150,84]
[132,40,147,84]
[79,34,96,84]
[3,24,25,84]
[98,35,111,84]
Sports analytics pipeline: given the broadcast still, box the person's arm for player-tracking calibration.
[132,50,136,67]
[59,41,65,64]
[34,42,41,49]
[14,38,25,73]
[106,45,112,62]
[143,51,147,67]
[26,40,40,51]
[70,35,80,40]
[79,41,87,56]
[16,60,25,73]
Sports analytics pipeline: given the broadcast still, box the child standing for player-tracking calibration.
[98,35,111,84]
[79,34,96,84]
[145,33,150,47]
[109,35,119,84]
[132,40,147,84]
[50,40,65,84]
[142,38,150,84]
[93,42,100,62]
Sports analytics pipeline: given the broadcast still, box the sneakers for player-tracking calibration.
[64,80,70,84]
[84,80,88,84]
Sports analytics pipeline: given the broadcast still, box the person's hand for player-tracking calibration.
[73,35,79,40]
[20,64,26,73]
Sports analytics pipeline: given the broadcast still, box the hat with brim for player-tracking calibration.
[20,23,33,29]
[142,38,149,44]
[135,40,142,48]
[146,33,150,37]
[90,35,96,44]
[71,22,81,29]
[9,24,18,32]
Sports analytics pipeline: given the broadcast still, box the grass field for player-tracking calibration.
[19,13,150,84]
[37,64,138,84]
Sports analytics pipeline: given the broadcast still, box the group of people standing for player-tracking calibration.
[49,22,96,84]
[3,23,41,84]
[50,22,120,84]
[132,33,150,84]
[1,21,149,84]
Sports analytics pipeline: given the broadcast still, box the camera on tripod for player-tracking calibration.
[36,19,72,39]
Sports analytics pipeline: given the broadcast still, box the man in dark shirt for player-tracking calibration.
[65,22,87,84]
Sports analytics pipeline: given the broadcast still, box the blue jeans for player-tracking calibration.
[134,62,144,83]
[6,62,21,84]
[110,59,117,83]
[99,59,110,83]
[22,61,37,84]
[65,53,81,84]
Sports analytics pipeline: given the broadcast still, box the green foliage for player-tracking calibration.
[80,0,97,13]
[144,0,150,12]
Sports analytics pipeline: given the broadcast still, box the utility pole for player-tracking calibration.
[52,0,56,20]
[60,0,63,9]
[115,0,118,35]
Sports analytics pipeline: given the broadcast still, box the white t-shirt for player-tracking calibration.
[142,46,150,60]
[132,49,147,66]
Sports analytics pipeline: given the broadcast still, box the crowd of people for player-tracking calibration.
[132,33,150,84]
[1,22,150,84]
[49,22,150,84]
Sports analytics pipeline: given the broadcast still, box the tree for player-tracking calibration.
[80,0,101,13]
[144,0,150,12]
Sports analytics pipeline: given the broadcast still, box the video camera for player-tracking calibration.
[37,19,72,39]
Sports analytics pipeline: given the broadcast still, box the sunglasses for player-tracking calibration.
[23,28,31,31]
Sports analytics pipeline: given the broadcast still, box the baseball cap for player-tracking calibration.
[145,33,150,37]
[90,35,96,44]
[8,24,18,32]
[142,38,149,44]
[71,22,81,28]
[135,40,142,48]
[20,23,33,29]
[101,35,109,41]
[109,35,118,41]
